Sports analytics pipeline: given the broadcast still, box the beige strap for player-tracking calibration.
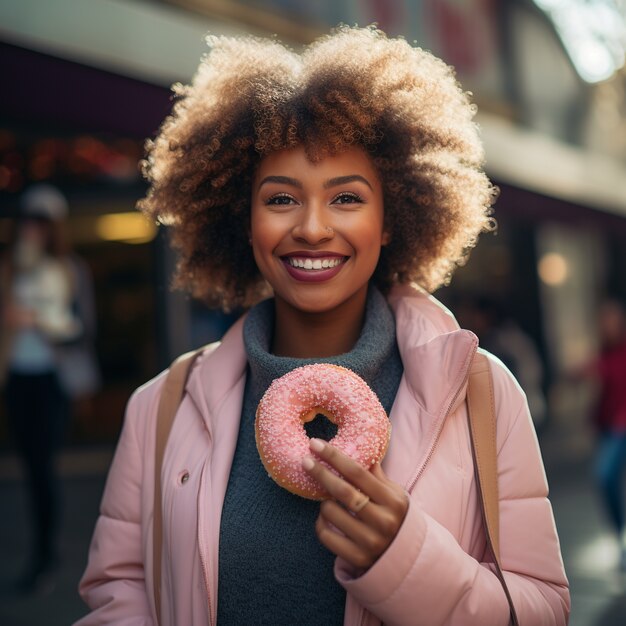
[467,351,520,626]
[467,353,501,560]
[152,348,203,626]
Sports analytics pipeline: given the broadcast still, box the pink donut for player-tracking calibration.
[255,363,391,500]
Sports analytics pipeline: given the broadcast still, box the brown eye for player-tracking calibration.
[267,193,296,205]
[332,192,363,204]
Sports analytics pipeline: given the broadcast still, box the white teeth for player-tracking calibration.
[287,257,343,270]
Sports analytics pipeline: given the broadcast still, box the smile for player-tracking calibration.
[286,257,344,270]
[280,254,348,283]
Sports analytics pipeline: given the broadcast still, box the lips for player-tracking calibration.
[280,253,348,282]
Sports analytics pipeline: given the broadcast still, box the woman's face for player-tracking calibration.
[14,218,49,268]
[250,145,388,316]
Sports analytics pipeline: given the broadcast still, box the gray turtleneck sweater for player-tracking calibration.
[217,288,403,625]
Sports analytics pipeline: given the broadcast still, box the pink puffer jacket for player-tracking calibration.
[76,284,570,625]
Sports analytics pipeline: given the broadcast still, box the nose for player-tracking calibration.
[291,205,333,244]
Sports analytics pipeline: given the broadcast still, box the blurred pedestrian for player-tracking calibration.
[583,299,626,568]
[0,184,99,591]
[77,26,568,625]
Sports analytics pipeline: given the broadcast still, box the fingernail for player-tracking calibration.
[310,438,325,453]
[302,456,315,471]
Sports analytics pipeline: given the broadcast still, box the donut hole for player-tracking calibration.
[304,413,339,441]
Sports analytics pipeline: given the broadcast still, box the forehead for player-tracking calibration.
[253,144,380,186]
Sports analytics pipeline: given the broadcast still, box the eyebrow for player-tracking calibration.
[257,174,373,191]
[257,175,303,190]
[323,175,373,191]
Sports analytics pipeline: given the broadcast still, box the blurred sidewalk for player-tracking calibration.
[541,426,626,626]
[0,434,625,625]
[0,448,111,626]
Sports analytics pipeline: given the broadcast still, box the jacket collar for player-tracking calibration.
[186,283,477,448]
[186,315,248,433]
[382,284,478,487]
[388,283,478,417]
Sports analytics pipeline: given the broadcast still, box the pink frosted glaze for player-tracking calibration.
[255,363,391,499]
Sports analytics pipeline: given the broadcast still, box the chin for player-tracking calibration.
[281,287,367,316]
[287,297,339,314]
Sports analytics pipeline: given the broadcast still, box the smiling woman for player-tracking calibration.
[250,146,387,357]
[138,26,495,311]
[76,25,570,626]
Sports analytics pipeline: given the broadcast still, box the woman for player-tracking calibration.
[1,185,81,590]
[77,26,569,625]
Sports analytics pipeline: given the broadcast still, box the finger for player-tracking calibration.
[370,462,386,481]
[319,486,403,542]
[303,455,373,513]
[319,500,387,556]
[315,514,373,570]
[309,438,389,504]
[368,462,410,521]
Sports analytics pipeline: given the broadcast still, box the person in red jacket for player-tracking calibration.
[589,300,626,567]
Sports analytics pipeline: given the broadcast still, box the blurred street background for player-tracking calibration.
[1,0,626,624]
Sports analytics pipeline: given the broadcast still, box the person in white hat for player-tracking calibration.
[1,184,91,591]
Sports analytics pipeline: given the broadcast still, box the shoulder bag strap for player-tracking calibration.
[467,351,520,626]
[152,348,204,626]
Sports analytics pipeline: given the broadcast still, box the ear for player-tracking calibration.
[381,231,391,246]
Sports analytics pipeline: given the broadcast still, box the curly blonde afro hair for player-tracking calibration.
[139,25,496,310]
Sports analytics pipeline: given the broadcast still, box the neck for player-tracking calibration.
[272,289,368,358]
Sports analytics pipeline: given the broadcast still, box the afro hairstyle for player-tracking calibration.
[139,25,496,310]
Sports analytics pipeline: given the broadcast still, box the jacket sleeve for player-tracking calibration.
[75,379,163,625]
[335,361,570,626]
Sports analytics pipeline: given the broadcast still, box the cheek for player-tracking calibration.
[357,215,386,251]
[250,221,275,256]
[249,215,282,280]
[249,208,270,250]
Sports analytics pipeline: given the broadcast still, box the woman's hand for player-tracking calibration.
[302,437,408,572]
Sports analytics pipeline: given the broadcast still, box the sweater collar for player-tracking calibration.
[242,286,397,396]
